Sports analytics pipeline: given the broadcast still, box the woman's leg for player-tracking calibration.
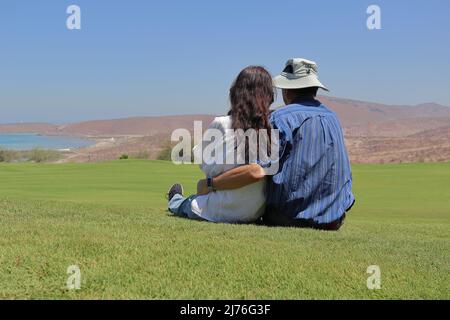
[168,194,204,221]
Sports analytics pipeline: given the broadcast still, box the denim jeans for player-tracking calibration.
[168,194,204,221]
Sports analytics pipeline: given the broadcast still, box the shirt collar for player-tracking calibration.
[291,97,321,107]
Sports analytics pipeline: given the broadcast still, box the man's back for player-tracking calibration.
[265,98,355,225]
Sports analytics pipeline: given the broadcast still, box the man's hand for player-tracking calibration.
[196,164,265,195]
[212,164,265,191]
[197,179,209,195]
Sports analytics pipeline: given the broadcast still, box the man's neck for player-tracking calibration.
[290,95,318,104]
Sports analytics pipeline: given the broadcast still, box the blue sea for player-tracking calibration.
[0,133,94,151]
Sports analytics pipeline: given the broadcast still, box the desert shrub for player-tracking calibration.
[27,148,61,163]
[132,151,149,160]
[0,148,61,163]
[0,149,18,162]
[157,141,173,161]
[157,139,195,162]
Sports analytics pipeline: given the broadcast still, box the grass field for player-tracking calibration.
[0,160,449,299]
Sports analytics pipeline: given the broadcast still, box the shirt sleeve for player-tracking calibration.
[193,117,231,178]
[258,116,287,173]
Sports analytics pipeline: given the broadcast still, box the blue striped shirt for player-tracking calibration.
[266,98,355,224]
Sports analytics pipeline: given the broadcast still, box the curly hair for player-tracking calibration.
[229,66,274,131]
[229,66,274,162]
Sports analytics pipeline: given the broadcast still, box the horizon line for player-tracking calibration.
[1,95,449,126]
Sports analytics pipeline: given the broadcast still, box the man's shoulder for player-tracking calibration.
[270,100,334,123]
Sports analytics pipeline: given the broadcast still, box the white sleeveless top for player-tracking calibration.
[191,116,265,223]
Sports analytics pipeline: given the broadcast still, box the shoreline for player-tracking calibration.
[0,132,98,152]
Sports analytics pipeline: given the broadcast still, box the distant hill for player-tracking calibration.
[1,96,449,163]
[320,97,450,126]
[0,123,58,135]
[55,115,216,137]
[2,97,450,137]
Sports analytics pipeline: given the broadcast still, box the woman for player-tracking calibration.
[166,66,274,223]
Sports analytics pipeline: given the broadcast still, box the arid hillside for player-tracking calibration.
[0,123,59,135]
[320,97,450,126]
[56,115,216,137]
[1,96,449,163]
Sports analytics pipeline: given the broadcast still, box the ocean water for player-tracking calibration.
[0,133,94,151]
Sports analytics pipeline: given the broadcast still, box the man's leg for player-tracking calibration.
[263,206,314,228]
[168,194,204,221]
[314,214,346,231]
[264,206,345,231]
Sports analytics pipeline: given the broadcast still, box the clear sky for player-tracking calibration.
[1,0,449,123]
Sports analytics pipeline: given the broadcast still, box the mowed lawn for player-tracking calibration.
[0,160,448,299]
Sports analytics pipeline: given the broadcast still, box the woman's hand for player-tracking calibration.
[196,179,209,195]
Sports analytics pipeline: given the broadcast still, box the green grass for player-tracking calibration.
[0,160,449,299]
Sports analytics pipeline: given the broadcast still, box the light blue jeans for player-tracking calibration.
[168,194,205,221]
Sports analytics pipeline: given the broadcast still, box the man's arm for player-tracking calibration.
[197,164,265,195]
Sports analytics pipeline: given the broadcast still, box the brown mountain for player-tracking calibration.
[0,123,58,135]
[320,97,450,126]
[1,96,449,163]
[55,115,216,137]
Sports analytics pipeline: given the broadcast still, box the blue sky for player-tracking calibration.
[1,0,449,123]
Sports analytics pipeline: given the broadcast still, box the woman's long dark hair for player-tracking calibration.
[229,66,274,133]
[229,66,274,161]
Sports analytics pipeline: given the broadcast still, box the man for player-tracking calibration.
[191,58,355,230]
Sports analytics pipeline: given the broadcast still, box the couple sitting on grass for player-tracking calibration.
[167,58,355,231]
